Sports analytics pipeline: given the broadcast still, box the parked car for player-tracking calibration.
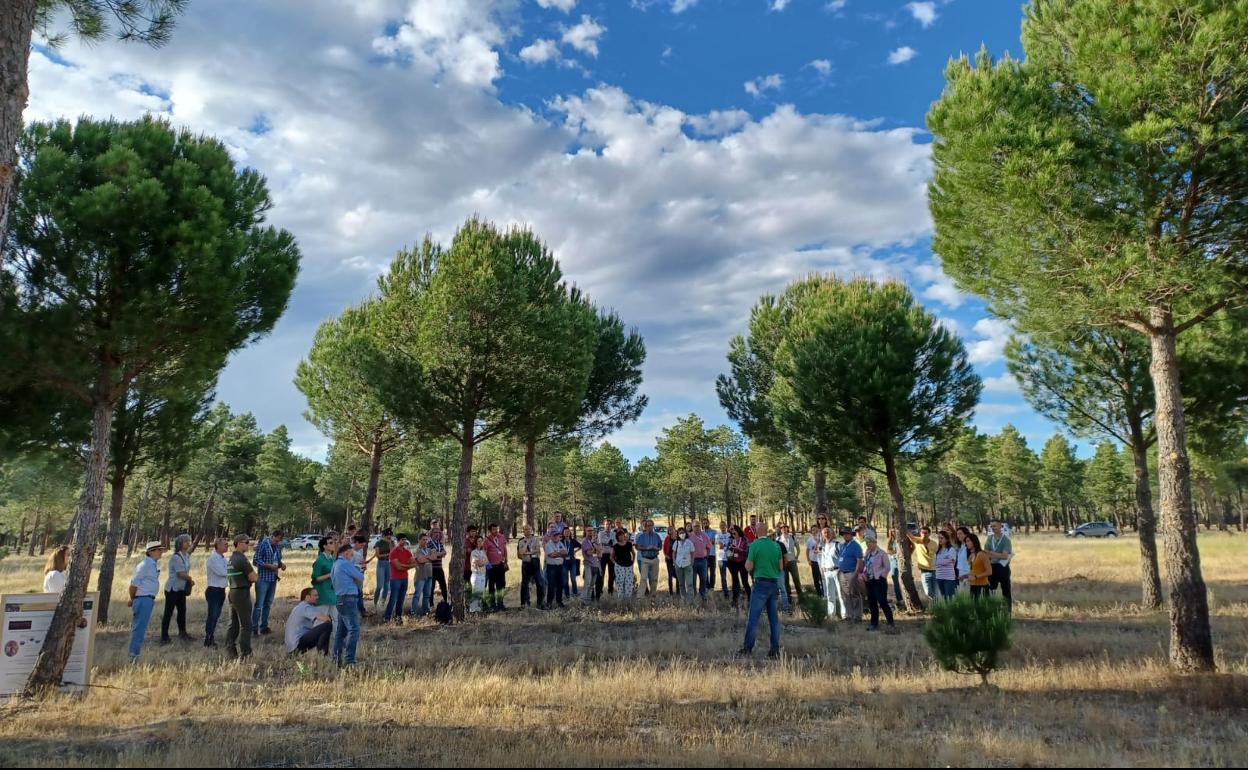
[1067,522,1119,538]
[291,534,322,550]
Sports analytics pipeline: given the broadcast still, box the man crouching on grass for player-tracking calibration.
[737,520,784,660]
[285,587,333,656]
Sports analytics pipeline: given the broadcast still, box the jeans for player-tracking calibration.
[920,571,938,602]
[719,561,730,596]
[374,560,391,605]
[411,577,433,616]
[639,557,660,596]
[937,578,958,600]
[890,566,903,604]
[865,578,895,628]
[565,560,579,596]
[667,559,678,594]
[545,564,565,606]
[584,565,602,600]
[727,561,750,606]
[384,577,408,622]
[252,580,276,631]
[334,597,362,665]
[161,588,188,641]
[295,621,333,655]
[129,596,155,659]
[742,578,781,654]
[520,560,543,607]
[809,562,824,598]
[204,586,226,643]
[226,588,253,659]
[693,558,710,598]
[675,565,694,598]
[990,563,1012,612]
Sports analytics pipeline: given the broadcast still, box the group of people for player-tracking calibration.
[94,512,1012,668]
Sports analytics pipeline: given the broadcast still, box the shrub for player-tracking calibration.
[0,546,9,562]
[798,591,828,627]
[923,594,1013,686]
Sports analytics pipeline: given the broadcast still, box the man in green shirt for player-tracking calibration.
[311,535,339,628]
[225,535,257,660]
[737,520,784,659]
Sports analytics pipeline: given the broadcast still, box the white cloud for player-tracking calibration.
[808,59,833,77]
[561,15,606,57]
[983,373,1021,396]
[770,0,792,10]
[372,0,510,88]
[825,0,848,10]
[906,1,938,28]
[536,0,577,11]
[744,73,784,97]
[968,319,1012,365]
[888,46,918,65]
[519,38,561,64]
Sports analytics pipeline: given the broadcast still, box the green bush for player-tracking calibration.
[923,594,1013,686]
[798,591,828,627]
[0,546,9,561]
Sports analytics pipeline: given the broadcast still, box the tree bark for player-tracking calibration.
[524,439,537,529]
[0,0,37,259]
[1127,417,1163,610]
[360,437,384,536]
[1147,310,1214,672]
[26,508,39,556]
[160,477,174,545]
[95,473,128,625]
[449,422,475,622]
[813,465,828,520]
[25,397,114,694]
[882,451,925,613]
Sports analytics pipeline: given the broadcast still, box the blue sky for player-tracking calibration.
[27,0,1069,464]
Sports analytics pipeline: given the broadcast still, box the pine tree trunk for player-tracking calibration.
[1147,311,1214,672]
[814,465,828,518]
[26,508,39,556]
[1128,418,1163,610]
[0,0,37,259]
[360,438,384,536]
[524,439,537,528]
[882,451,925,613]
[449,423,475,622]
[95,473,128,625]
[25,397,114,694]
[160,477,174,545]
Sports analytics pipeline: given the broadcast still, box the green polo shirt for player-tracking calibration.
[746,538,783,580]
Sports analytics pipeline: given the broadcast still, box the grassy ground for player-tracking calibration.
[0,533,1245,768]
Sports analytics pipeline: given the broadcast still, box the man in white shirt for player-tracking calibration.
[285,587,333,655]
[777,524,804,602]
[127,541,165,663]
[204,537,230,648]
[716,519,733,599]
[544,534,568,609]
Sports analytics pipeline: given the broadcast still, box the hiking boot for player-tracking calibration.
[767,649,782,660]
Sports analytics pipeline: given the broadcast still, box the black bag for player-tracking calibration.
[434,600,453,625]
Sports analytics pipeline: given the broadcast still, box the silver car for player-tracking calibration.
[1067,522,1119,538]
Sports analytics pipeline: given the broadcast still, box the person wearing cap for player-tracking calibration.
[226,535,258,659]
[252,530,286,636]
[127,541,165,662]
[737,520,784,659]
[860,534,896,631]
[160,533,195,645]
[836,528,864,622]
[204,537,230,648]
[332,541,366,666]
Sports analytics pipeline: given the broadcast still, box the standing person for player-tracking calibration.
[372,529,394,609]
[285,587,333,656]
[612,529,636,599]
[671,527,695,599]
[777,524,804,602]
[860,535,895,632]
[908,526,937,603]
[700,517,718,593]
[716,520,733,599]
[663,528,679,595]
[160,534,194,644]
[483,523,510,611]
[561,527,581,599]
[857,516,877,542]
[836,528,864,622]
[410,532,436,618]
[543,530,568,609]
[819,526,841,620]
[967,534,992,601]
[126,541,165,663]
[725,525,751,609]
[428,524,449,603]
[598,520,617,595]
[933,531,959,600]
[633,520,663,598]
[350,534,370,616]
[737,520,783,659]
[384,534,414,625]
[806,524,825,599]
[225,535,257,661]
[517,525,545,610]
[744,515,761,544]
[42,546,68,594]
[581,526,603,602]
[886,530,903,605]
[985,520,1014,613]
[204,537,230,648]
[251,530,286,636]
[331,542,365,666]
[690,522,712,600]
[549,512,568,536]
[462,525,480,587]
[469,539,488,613]
[311,535,339,632]
[955,526,973,593]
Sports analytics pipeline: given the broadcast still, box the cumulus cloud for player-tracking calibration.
[888,46,918,64]
[967,319,1012,365]
[371,0,510,88]
[744,73,784,97]
[983,373,1021,396]
[536,0,577,11]
[519,38,561,64]
[807,59,833,76]
[561,15,606,57]
[906,1,938,27]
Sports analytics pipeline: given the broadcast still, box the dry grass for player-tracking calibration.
[0,533,1245,768]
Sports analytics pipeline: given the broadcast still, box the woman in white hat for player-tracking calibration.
[128,541,166,662]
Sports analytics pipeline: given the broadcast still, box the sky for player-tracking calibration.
[26,0,1063,464]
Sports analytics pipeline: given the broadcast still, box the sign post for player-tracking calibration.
[0,592,98,696]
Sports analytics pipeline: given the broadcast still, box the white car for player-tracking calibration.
[291,534,322,550]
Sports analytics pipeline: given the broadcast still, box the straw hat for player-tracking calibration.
[144,541,166,554]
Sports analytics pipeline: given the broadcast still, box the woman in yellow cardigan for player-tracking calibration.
[966,533,992,601]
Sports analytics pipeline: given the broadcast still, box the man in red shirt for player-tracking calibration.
[483,523,509,612]
[383,534,415,625]
[745,515,761,544]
